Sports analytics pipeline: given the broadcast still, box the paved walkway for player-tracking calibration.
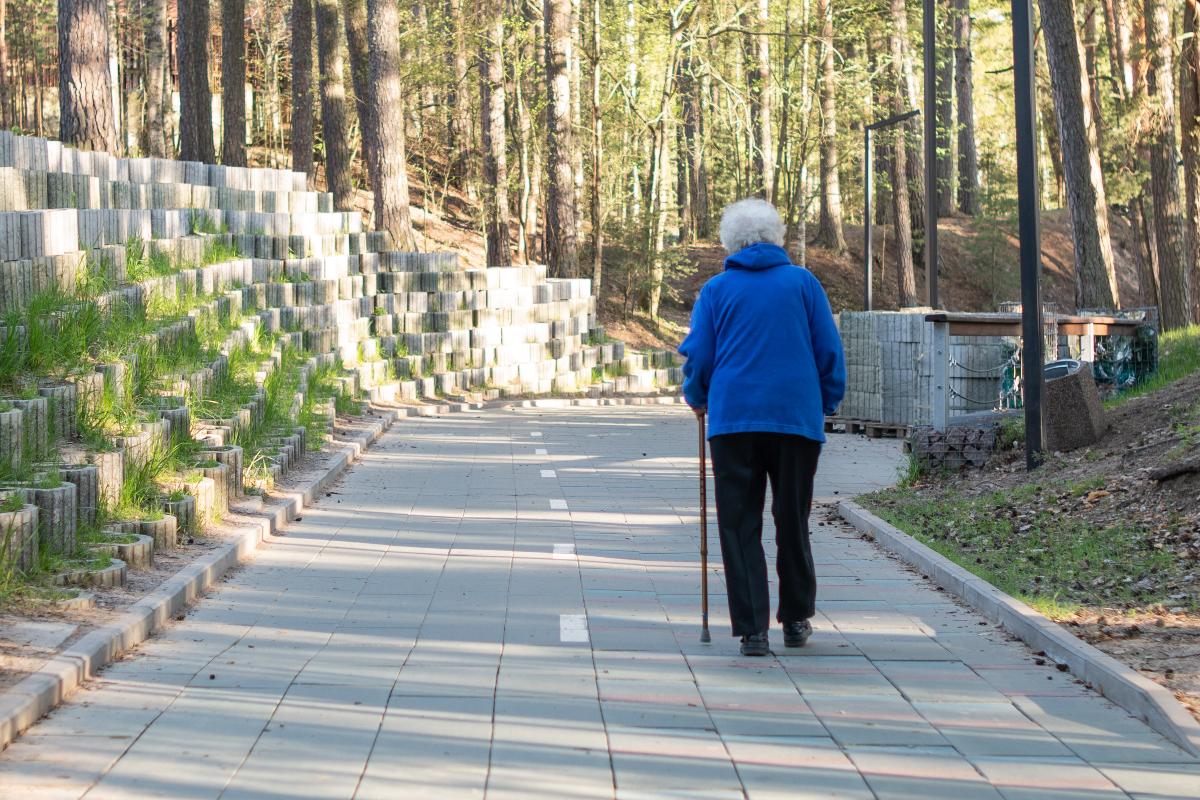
[2,407,1197,799]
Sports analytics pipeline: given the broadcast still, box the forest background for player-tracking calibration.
[6,0,1200,335]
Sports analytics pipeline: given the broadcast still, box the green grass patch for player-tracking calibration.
[860,484,1188,617]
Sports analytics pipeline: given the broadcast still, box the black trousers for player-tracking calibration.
[708,432,821,637]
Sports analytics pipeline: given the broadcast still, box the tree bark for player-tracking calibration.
[1037,0,1119,310]
[0,0,7,129]
[480,1,512,265]
[935,0,955,216]
[889,0,918,306]
[447,0,472,183]
[58,0,117,152]
[544,0,579,277]
[953,0,979,214]
[366,0,415,248]
[814,0,845,252]
[1100,0,1134,99]
[1144,0,1192,329]
[342,0,373,180]
[290,0,315,179]
[589,0,603,294]
[315,0,352,208]
[221,0,247,166]
[747,0,774,201]
[1183,0,1200,319]
[177,0,214,162]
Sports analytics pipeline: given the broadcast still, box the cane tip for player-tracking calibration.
[700,630,711,643]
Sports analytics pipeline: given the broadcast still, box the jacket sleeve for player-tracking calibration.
[679,286,716,410]
[805,276,846,415]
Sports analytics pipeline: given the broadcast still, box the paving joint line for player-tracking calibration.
[0,409,400,751]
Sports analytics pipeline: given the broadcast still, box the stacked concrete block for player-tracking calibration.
[836,311,1008,426]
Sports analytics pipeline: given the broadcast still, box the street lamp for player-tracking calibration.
[862,109,920,312]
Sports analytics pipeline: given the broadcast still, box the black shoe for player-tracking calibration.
[783,620,812,648]
[740,631,769,657]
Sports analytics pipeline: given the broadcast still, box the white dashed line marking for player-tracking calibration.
[531,432,543,437]
[559,614,589,642]
[535,448,548,455]
[553,543,575,560]
[541,469,556,478]
[549,499,568,510]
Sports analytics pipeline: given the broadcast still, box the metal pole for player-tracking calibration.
[1011,0,1044,470]
[924,0,939,308]
[864,128,873,311]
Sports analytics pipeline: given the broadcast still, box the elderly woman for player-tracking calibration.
[679,199,846,656]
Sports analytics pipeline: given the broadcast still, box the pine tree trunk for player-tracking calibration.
[1082,0,1103,149]
[681,48,709,242]
[544,0,579,277]
[58,0,117,152]
[890,0,918,306]
[366,0,415,248]
[290,0,315,180]
[1182,0,1200,319]
[953,0,979,214]
[177,0,214,163]
[480,3,511,266]
[1144,0,1192,329]
[1037,0,1119,310]
[1101,0,1134,99]
[221,0,247,166]
[590,0,603,294]
[935,0,955,216]
[748,0,774,201]
[897,5,926,246]
[814,0,845,252]
[0,0,7,128]
[342,0,372,176]
[447,0,472,183]
[315,0,352,209]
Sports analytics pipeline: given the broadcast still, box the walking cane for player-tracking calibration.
[698,413,711,643]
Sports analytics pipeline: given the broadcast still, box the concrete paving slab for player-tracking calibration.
[0,407,1191,798]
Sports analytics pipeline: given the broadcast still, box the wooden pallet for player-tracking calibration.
[825,417,911,441]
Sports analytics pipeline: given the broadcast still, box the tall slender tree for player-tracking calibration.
[814,0,845,252]
[589,0,604,293]
[1037,0,1118,309]
[177,0,214,163]
[1144,0,1192,328]
[142,0,167,156]
[291,0,315,179]
[889,0,918,306]
[366,0,416,248]
[342,0,373,168]
[544,0,579,277]
[221,0,247,166]
[953,0,979,214]
[1183,0,1200,316]
[934,0,955,216]
[315,0,353,209]
[480,0,512,265]
[748,0,774,200]
[447,0,473,183]
[58,0,117,152]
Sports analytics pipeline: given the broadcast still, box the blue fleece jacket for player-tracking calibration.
[678,243,846,442]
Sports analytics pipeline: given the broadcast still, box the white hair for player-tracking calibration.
[719,198,786,254]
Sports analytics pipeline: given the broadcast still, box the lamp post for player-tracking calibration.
[863,109,921,311]
[1011,0,1045,470]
